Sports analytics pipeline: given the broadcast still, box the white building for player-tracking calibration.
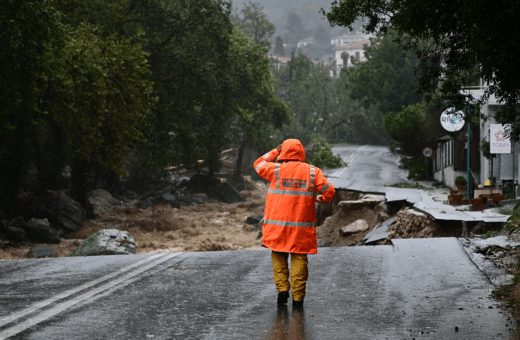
[297,37,316,48]
[465,83,519,194]
[333,39,371,72]
[330,34,367,47]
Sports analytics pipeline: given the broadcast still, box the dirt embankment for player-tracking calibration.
[385,208,461,241]
[316,190,390,247]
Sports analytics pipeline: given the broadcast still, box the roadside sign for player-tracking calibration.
[422,147,434,158]
[490,124,511,153]
[440,108,465,132]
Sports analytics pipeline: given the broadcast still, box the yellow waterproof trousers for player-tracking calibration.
[271,251,308,301]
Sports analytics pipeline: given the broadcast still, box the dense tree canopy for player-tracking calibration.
[347,32,422,115]
[0,0,292,213]
[232,1,275,48]
[323,0,520,138]
[271,53,389,146]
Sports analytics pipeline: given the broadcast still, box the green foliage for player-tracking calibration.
[480,138,491,159]
[0,0,58,206]
[482,230,499,239]
[306,136,346,169]
[387,182,422,189]
[406,160,427,180]
[45,22,155,175]
[383,103,426,155]
[455,176,467,186]
[323,0,520,140]
[504,222,517,235]
[271,53,390,146]
[492,286,511,297]
[232,2,275,48]
[347,32,423,115]
[273,36,285,57]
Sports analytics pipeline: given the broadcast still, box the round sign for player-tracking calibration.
[422,147,434,158]
[440,108,465,132]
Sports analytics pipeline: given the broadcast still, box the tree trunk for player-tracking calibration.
[70,158,95,219]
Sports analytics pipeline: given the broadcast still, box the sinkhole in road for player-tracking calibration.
[315,189,503,247]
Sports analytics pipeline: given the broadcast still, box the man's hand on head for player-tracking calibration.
[276,144,283,152]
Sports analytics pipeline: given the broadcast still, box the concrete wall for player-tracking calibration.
[434,165,467,189]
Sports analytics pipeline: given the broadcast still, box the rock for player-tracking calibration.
[188,173,220,191]
[23,218,61,244]
[34,190,86,233]
[337,200,365,211]
[174,176,191,189]
[0,208,7,220]
[191,193,208,204]
[191,197,204,204]
[215,183,246,204]
[470,236,520,253]
[361,194,385,201]
[29,245,59,258]
[385,208,445,241]
[136,199,153,210]
[7,226,27,243]
[88,189,121,211]
[121,189,138,200]
[246,215,263,225]
[10,216,25,227]
[340,219,369,236]
[317,239,331,247]
[157,193,181,208]
[70,229,136,256]
[159,186,174,195]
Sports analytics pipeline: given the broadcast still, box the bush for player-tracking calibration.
[306,136,346,169]
[455,176,467,186]
[404,159,426,179]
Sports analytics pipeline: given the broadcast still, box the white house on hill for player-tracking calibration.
[333,39,371,71]
[330,34,367,47]
[297,37,316,48]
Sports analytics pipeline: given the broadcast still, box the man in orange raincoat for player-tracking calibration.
[254,139,335,307]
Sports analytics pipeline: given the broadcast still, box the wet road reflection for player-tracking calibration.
[261,305,308,340]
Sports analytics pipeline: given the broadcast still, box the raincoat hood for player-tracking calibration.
[278,139,305,161]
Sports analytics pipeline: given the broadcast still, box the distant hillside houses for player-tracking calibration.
[333,39,372,71]
[297,37,317,48]
[330,33,369,47]
[268,56,291,69]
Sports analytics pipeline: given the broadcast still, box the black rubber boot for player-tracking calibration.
[277,291,289,304]
[292,300,304,308]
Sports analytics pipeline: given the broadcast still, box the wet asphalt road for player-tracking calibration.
[0,238,513,339]
[323,145,409,191]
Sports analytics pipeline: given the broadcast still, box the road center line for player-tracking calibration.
[0,252,182,340]
[331,146,364,178]
[0,253,165,328]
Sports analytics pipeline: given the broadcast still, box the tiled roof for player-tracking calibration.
[334,39,371,50]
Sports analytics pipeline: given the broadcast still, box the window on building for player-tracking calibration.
[355,51,360,60]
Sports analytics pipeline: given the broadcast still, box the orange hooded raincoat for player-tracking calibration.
[254,139,335,254]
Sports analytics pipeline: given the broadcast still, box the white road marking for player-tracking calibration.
[331,146,366,178]
[0,253,181,340]
[0,253,164,328]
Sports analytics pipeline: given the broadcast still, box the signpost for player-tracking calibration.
[490,124,514,197]
[440,108,465,132]
[422,147,434,179]
[440,106,469,198]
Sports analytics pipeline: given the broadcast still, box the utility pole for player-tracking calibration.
[467,102,470,199]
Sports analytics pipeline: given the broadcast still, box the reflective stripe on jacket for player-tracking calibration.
[254,139,335,254]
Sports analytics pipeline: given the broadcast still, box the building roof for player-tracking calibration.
[332,34,366,40]
[334,39,372,50]
[298,37,316,44]
[268,56,291,63]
